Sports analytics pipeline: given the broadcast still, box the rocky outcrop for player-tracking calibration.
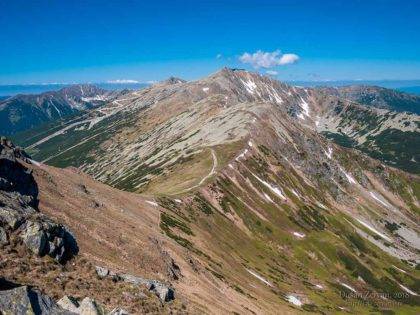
[95,266,175,303]
[58,295,129,315]
[20,219,78,262]
[0,137,78,262]
[0,285,72,314]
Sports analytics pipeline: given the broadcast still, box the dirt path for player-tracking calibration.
[181,148,218,193]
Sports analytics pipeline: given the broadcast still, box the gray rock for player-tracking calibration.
[119,274,174,303]
[58,295,80,313]
[96,267,175,303]
[0,285,73,314]
[0,206,25,229]
[95,266,110,278]
[119,274,150,288]
[0,226,8,245]
[149,281,175,303]
[109,308,130,315]
[21,221,47,256]
[79,297,101,315]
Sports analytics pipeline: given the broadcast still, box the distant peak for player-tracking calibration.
[161,77,186,85]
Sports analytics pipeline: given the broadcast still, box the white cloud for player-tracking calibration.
[107,79,139,84]
[278,53,299,65]
[266,70,278,75]
[216,53,222,59]
[239,50,299,68]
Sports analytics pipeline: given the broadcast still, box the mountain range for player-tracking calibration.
[320,85,420,114]
[0,85,126,135]
[1,68,419,314]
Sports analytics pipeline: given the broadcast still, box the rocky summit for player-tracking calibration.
[1,69,419,314]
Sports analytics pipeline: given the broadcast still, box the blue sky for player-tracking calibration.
[1,0,419,84]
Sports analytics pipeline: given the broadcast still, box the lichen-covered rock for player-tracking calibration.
[21,221,48,256]
[79,297,102,315]
[0,285,72,314]
[95,266,110,278]
[96,267,175,303]
[0,226,8,245]
[58,295,80,313]
[149,280,175,303]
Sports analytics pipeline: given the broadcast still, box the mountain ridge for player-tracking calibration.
[0,84,126,135]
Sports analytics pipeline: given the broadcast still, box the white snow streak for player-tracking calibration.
[263,193,273,203]
[252,174,286,200]
[369,191,391,209]
[29,159,41,166]
[246,269,273,287]
[392,265,407,274]
[286,295,302,306]
[399,284,418,296]
[325,147,333,159]
[340,168,357,184]
[356,219,392,242]
[241,79,257,95]
[293,232,306,238]
[236,148,248,161]
[339,282,356,293]
[146,200,158,207]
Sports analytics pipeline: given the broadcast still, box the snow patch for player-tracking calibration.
[248,140,253,147]
[202,87,209,92]
[392,265,407,274]
[291,189,300,199]
[369,191,391,209]
[29,159,41,167]
[325,147,333,159]
[286,295,302,306]
[356,218,392,242]
[340,168,357,184]
[399,284,418,296]
[246,269,272,287]
[315,284,323,290]
[146,200,158,207]
[293,232,306,238]
[263,193,273,203]
[174,199,182,203]
[252,173,286,200]
[300,97,310,117]
[241,79,257,95]
[339,282,356,293]
[236,149,248,161]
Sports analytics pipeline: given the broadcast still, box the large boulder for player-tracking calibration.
[0,285,73,314]
[149,280,175,303]
[57,296,105,315]
[21,221,47,256]
[19,219,78,262]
